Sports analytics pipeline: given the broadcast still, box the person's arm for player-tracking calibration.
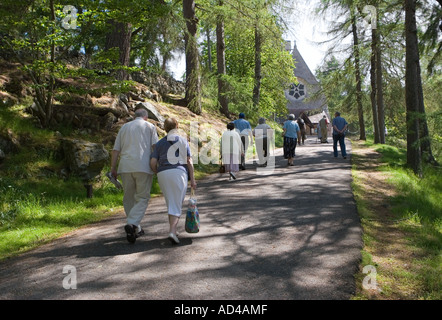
[332,120,340,133]
[187,156,197,189]
[111,150,120,179]
[150,142,159,174]
[150,157,158,174]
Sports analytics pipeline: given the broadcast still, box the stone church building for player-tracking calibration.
[284,41,331,136]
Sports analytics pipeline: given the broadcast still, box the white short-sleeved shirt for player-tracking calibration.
[113,117,159,174]
[253,123,272,139]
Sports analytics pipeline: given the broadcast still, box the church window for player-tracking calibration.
[288,83,306,100]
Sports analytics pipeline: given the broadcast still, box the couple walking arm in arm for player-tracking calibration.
[111,109,195,244]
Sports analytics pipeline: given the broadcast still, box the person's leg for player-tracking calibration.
[321,127,327,143]
[287,138,295,165]
[120,173,135,218]
[126,172,152,227]
[339,136,347,158]
[121,173,139,243]
[263,137,268,165]
[333,135,338,157]
[240,136,246,169]
[283,137,289,160]
[169,215,180,236]
[255,138,264,165]
[158,169,186,243]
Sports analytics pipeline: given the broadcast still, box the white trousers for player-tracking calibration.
[157,168,187,217]
[120,172,153,226]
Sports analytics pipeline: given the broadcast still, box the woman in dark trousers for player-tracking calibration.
[282,114,301,166]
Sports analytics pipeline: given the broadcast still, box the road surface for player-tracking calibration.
[0,138,362,300]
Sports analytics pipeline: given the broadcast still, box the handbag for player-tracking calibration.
[185,188,200,233]
[219,164,226,173]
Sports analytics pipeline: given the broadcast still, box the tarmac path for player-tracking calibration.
[0,138,362,300]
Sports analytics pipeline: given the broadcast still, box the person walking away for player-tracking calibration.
[221,122,244,180]
[253,117,272,166]
[282,114,301,166]
[332,111,348,159]
[233,112,253,170]
[317,122,322,142]
[111,108,159,244]
[150,118,197,244]
[319,115,328,143]
[297,116,306,145]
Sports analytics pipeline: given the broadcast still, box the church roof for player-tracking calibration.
[285,42,327,114]
[291,45,319,85]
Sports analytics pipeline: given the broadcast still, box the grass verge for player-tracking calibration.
[350,138,441,300]
[0,102,231,261]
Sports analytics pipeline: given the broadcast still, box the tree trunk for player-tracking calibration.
[206,27,213,72]
[30,0,56,128]
[351,9,366,140]
[183,0,202,114]
[105,20,132,81]
[253,25,262,108]
[370,28,380,143]
[216,4,229,117]
[375,12,386,144]
[417,60,438,165]
[405,0,422,176]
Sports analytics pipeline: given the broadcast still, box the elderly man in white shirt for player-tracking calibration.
[111,108,159,243]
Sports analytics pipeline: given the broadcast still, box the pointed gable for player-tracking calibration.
[291,45,319,85]
[284,42,327,116]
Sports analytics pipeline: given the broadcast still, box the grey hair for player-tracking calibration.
[258,117,265,124]
[135,108,149,118]
[288,114,295,120]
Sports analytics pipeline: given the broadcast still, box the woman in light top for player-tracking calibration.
[221,122,244,180]
[282,114,301,166]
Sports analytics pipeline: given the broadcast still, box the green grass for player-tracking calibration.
[0,104,141,260]
[351,137,441,300]
[369,141,441,226]
[0,101,240,260]
[0,174,125,260]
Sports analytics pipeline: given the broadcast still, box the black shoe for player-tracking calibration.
[343,156,347,159]
[229,172,236,180]
[124,224,137,244]
[137,228,145,238]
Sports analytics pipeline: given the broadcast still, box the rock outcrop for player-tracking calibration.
[60,138,109,183]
